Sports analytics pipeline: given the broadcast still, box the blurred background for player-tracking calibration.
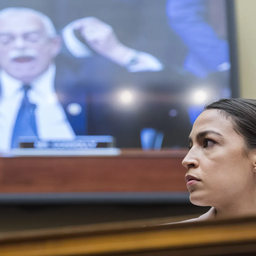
[0,0,255,232]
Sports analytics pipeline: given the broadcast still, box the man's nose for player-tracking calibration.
[13,36,26,48]
[182,149,199,169]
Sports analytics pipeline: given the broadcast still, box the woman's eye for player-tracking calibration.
[203,138,216,148]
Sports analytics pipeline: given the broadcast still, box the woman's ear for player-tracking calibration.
[248,148,256,172]
[252,164,256,173]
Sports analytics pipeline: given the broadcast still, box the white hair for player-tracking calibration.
[0,7,57,37]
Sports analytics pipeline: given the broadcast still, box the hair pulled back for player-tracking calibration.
[205,98,256,149]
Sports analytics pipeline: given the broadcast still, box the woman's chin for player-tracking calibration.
[189,192,211,207]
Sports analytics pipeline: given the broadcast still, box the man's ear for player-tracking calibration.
[49,35,62,58]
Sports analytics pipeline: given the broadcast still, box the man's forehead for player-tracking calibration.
[0,12,45,32]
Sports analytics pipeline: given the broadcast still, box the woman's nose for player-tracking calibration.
[182,150,199,169]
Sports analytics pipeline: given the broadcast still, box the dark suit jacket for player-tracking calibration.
[53,53,192,149]
[51,54,193,149]
[54,54,145,148]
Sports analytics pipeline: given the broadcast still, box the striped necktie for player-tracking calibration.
[11,85,38,148]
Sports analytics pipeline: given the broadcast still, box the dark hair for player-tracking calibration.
[205,98,256,149]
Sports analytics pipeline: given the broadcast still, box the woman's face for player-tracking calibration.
[182,109,255,209]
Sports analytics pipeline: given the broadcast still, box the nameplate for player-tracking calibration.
[18,136,115,150]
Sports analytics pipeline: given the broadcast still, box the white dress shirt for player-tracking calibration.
[0,65,75,152]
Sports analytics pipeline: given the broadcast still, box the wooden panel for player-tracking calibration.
[1,215,256,256]
[0,149,188,193]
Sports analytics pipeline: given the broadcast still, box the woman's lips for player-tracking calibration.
[185,174,201,188]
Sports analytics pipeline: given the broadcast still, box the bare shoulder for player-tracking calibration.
[180,207,216,223]
[160,207,216,225]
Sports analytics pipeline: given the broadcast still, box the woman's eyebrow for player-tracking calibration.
[189,130,223,142]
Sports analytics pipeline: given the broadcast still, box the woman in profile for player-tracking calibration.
[182,98,256,221]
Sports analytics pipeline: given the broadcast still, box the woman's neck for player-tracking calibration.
[214,202,256,220]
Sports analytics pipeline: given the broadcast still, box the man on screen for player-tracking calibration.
[0,7,77,151]
[0,7,163,151]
